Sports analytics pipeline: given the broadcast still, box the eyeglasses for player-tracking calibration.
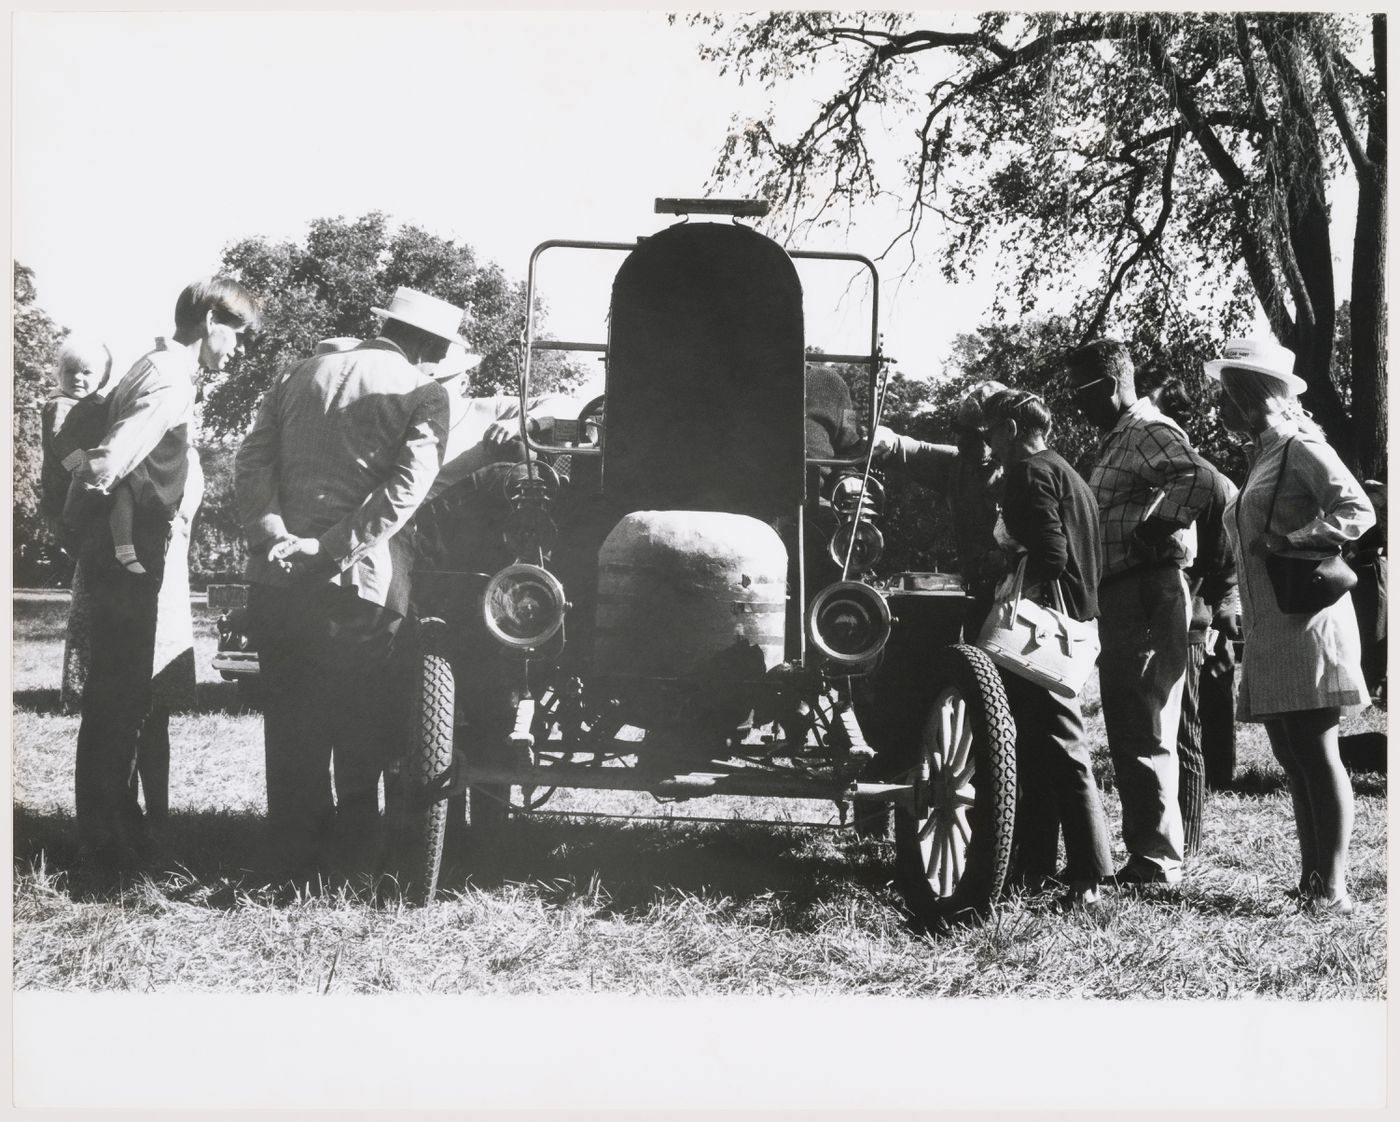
[1069,376,1114,400]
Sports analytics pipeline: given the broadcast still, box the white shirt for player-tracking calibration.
[428,383,579,500]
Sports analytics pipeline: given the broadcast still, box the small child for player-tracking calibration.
[44,337,146,574]
[40,335,112,532]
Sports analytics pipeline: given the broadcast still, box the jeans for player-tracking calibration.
[1097,566,1190,876]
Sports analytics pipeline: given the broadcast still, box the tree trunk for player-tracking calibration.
[1264,17,1351,465]
[1350,14,1388,482]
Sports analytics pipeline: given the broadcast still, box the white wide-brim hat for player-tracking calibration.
[1203,337,1307,395]
[421,343,485,383]
[371,285,477,354]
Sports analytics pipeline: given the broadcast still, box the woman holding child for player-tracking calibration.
[65,278,260,872]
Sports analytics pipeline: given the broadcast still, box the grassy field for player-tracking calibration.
[11,595,1387,997]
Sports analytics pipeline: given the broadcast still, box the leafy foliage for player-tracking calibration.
[13,263,68,585]
[205,213,586,441]
[14,218,586,587]
[846,310,1259,574]
[688,11,1386,474]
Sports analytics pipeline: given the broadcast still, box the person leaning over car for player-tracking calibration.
[870,380,1008,618]
[234,286,454,880]
[1065,339,1214,889]
[869,379,1067,882]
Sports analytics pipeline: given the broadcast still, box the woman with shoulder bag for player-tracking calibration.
[979,389,1114,909]
[1206,339,1375,915]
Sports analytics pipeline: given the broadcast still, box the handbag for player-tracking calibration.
[975,555,1101,698]
[1258,438,1357,615]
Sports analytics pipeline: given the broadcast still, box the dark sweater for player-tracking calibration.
[1002,448,1102,621]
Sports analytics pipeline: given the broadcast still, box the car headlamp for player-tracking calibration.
[483,563,567,649]
[828,519,885,570]
[502,460,561,505]
[807,581,891,666]
[830,473,885,518]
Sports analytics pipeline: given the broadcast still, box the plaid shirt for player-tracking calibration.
[1089,397,1214,578]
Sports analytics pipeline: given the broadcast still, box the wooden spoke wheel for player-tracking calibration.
[894,645,1016,929]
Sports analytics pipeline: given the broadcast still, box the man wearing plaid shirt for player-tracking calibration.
[1067,339,1214,886]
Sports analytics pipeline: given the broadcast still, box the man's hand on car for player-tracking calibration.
[870,425,898,459]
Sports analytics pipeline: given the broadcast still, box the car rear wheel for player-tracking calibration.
[395,627,455,904]
[894,644,1016,929]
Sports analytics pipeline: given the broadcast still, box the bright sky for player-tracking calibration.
[12,9,993,390]
[12,9,1356,390]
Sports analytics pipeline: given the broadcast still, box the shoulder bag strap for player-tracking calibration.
[1262,436,1295,538]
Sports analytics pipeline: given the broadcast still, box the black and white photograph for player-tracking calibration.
[9,5,1388,1113]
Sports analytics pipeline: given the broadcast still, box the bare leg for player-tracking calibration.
[1264,717,1319,893]
[1282,707,1351,903]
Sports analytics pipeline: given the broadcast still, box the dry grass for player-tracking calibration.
[11,595,1388,996]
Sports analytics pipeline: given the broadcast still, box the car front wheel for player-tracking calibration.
[894,644,1016,929]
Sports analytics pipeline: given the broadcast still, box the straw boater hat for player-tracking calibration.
[372,286,479,358]
[421,343,484,383]
[1203,338,1307,395]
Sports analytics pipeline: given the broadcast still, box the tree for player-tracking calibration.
[205,213,585,441]
[13,263,67,585]
[688,11,1386,477]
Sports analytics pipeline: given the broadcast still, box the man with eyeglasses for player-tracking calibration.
[1066,339,1214,887]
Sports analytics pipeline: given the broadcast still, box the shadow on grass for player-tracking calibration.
[12,680,259,717]
[14,802,897,930]
[1225,763,1386,800]
[441,813,897,931]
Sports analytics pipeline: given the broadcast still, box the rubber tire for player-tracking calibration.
[1199,653,1237,789]
[894,644,1017,929]
[396,634,455,904]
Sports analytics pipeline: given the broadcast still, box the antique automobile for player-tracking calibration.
[394,197,1017,928]
[209,584,260,708]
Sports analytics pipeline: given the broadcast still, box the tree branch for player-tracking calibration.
[1142,21,1295,341]
[1310,28,1374,182]
[824,26,1014,62]
[1084,128,1181,339]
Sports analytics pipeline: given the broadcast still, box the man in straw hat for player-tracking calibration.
[235,286,460,878]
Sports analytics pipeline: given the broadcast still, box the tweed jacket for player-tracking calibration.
[235,338,451,617]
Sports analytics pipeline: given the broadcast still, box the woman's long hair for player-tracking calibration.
[1219,367,1326,441]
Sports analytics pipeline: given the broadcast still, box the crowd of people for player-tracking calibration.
[39,275,1383,917]
[870,337,1380,914]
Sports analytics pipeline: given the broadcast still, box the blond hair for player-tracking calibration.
[54,333,113,397]
[1219,367,1323,439]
